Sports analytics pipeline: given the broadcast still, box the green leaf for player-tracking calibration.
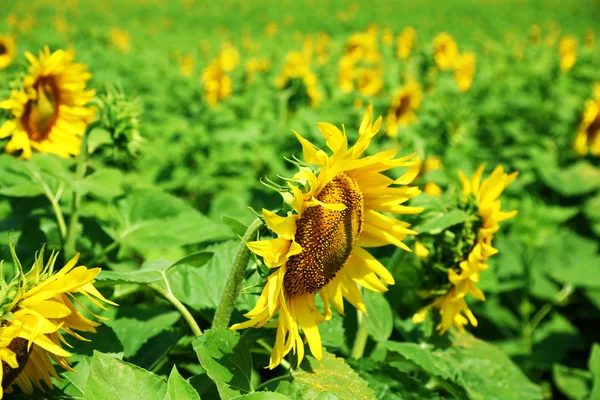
[81,168,124,199]
[416,209,468,235]
[231,393,290,400]
[96,251,213,286]
[88,127,114,153]
[84,351,167,400]
[103,189,231,252]
[348,358,440,400]
[537,158,600,196]
[362,291,394,342]
[553,364,591,400]
[192,328,253,399]
[167,366,201,400]
[222,215,249,237]
[263,352,376,400]
[385,333,543,400]
[589,344,600,400]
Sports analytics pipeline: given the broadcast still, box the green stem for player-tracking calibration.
[27,165,67,242]
[149,282,202,336]
[256,339,291,370]
[212,218,264,329]
[351,311,369,359]
[64,122,98,259]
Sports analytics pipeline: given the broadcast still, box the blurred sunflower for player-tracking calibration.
[422,156,443,197]
[0,35,16,69]
[0,247,116,397]
[245,57,270,83]
[396,27,417,60]
[232,107,422,368]
[201,60,232,107]
[433,32,459,70]
[585,29,595,49]
[453,52,476,92]
[574,83,600,157]
[354,67,383,97]
[219,42,240,72]
[385,81,423,137]
[413,165,518,333]
[276,51,322,108]
[0,47,95,159]
[558,36,577,71]
[109,27,131,53]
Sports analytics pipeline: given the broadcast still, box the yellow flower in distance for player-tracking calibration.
[0,35,17,69]
[453,52,476,92]
[559,36,577,71]
[110,27,131,53]
[0,249,116,397]
[385,82,423,137]
[574,83,600,157]
[266,22,278,37]
[413,165,517,333]
[354,67,383,97]
[585,29,595,49]
[232,107,422,368]
[201,60,232,107]
[219,42,240,72]
[397,27,417,60]
[245,57,270,82]
[0,47,95,159]
[276,51,322,108]
[433,33,459,70]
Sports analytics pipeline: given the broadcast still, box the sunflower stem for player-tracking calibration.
[351,312,369,359]
[149,282,202,336]
[64,122,98,259]
[212,217,264,329]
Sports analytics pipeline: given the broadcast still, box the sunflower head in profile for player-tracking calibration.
[201,59,232,107]
[574,83,600,157]
[0,35,17,70]
[453,52,476,92]
[231,106,422,368]
[558,36,577,72]
[412,165,517,333]
[0,47,95,159]
[433,32,459,71]
[385,81,423,137]
[0,244,116,397]
[397,26,417,60]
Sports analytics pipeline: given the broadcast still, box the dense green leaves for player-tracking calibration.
[193,328,254,399]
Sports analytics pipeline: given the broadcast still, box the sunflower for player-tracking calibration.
[413,165,518,333]
[585,29,595,50]
[397,27,417,60]
[231,107,422,368]
[245,57,270,83]
[0,47,95,159]
[574,83,600,157]
[453,52,476,92]
[109,27,131,53]
[354,67,383,97]
[276,51,322,108]
[1,248,116,397]
[558,36,577,71]
[385,81,423,137]
[201,60,232,107]
[219,42,240,72]
[433,33,459,70]
[0,35,16,70]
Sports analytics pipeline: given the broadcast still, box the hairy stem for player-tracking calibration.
[351,311,369,359]
[212,218,264,329]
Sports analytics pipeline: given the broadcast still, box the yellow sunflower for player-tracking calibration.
[413,165,518,333]
[558,36,577,72]
[0,35,17,69]
[574,83,600,157]
[433,33,459,70]
[453,52,476,92]
[232,107,422,368]
[109,27,131,54]
[0,47,95,159]
[385,81,423,137]
[1,249,116,397]
[397,27,417,60]
[276,51,322,108]
[201,60,232,107]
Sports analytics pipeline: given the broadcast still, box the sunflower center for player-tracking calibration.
[587,113,600,141]
[1,337,30,390]
[20,76,60,142]
[284,173,364,297]
[395,94,411,119]
[0,43,7,55]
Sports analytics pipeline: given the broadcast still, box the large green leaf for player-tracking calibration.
[192,328,254,399]
[363,291,394,342]
[589,344,600,400]
[385,333,543,400]
[536,157,600,196]
[84,351,167,400]
[552,364,591,400]
[102,190,231,251]
[263,352,376,400]
[348,358,440,400]
[416,209,468,235]
[167,366,201,400]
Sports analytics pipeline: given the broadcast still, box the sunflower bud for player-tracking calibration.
[90,83,144,159]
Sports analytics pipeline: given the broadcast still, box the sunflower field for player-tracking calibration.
[1,0,600,399]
